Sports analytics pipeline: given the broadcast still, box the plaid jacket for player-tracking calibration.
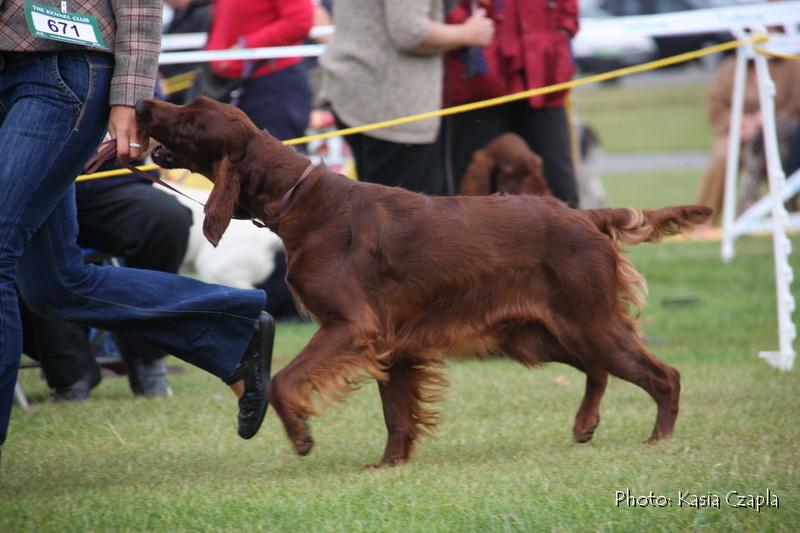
[0,0,162,106]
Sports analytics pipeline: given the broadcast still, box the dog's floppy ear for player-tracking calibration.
[523,152,551,196]
[203,157,241,247]
[459,150,495,195]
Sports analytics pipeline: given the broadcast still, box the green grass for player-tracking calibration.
[2,237,799,531]
[602,168,699,209]
[574,83,713,154]
[2,82,797,531]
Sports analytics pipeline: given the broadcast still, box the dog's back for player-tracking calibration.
[307,185,641,355]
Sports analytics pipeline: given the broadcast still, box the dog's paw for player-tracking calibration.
[364,456,407,469]
[573,416,600,443]
[292,417,314,456]
[643,431,671,445]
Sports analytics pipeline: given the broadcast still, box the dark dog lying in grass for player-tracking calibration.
[135,96,712,467]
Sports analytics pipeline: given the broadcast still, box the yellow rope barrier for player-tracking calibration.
[283,35,766,146]
[76,34,768,182]
[753,45,800,61]
[77,163,161,181]
[160,70,195,95]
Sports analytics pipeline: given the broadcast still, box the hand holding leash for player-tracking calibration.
[108,105,148,162]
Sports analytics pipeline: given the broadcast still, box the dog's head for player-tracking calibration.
[492,150,548,196]
[460,133,550,196]
[135,96,264,246]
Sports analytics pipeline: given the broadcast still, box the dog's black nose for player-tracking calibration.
[134,99,149,119]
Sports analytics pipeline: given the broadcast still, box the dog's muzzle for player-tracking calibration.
[150,144,179,168]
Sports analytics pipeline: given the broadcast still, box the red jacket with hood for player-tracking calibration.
[445,0,578,108]
[207,0,313,79]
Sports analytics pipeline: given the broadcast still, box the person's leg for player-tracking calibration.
[76,181,194,396]
[0,51,114,445]
[19,296,100,400]
[256,251,302,321]
[238,62,313,143]
[785,121,800,177]
[441,106,507,194]
[1,52,268,447]
[513,103,579,207]
[697,135,728,223]
[17,190,265,379]
[334,115,444,195]
[76,181,192,272]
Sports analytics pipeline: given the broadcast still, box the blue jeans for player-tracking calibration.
[0,51,266,446]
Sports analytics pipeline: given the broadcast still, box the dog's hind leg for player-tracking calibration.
[368,356,447,468]
[602,332,681,443]
[500,322,608,443]
[269,323,386,457]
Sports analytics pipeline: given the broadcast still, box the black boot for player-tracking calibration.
[50,364,101,403]
[225,311,275,439]
[126,358,173,397]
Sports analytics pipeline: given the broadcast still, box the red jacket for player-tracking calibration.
[445,0,578,108]
[207,0,313,79]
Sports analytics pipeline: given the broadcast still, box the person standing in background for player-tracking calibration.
[160,0,214,104]
[204,0,314,321]
[697,56,800,222]
[205,0,314,142]
[319,0,494,194]
[442,0,579,205]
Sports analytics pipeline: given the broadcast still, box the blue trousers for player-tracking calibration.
[238,61,312,142]
[0,51,266,446]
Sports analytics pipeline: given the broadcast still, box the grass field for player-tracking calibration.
[603,167,699,210]
[3,236,798,532]
[574,82,712,154]
[3,80,799,531]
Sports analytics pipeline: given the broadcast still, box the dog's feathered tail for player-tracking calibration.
[584,205,713,246]
[582,205,712,316]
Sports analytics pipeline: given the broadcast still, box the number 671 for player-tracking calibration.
[47,19,79,37]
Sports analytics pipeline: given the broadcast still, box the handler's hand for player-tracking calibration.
[108,105,148,162]
[463,8,494,48]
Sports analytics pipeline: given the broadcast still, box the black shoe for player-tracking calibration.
[127,358,173,398]
[225,311,275,439]
[50,366,101,403]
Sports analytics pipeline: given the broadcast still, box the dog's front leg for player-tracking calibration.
[269,323,383,458]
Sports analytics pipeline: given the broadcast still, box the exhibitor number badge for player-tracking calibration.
[24,0,109,50]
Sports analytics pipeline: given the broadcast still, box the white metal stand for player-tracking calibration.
[719,28,796,370]
[720,43,748,262]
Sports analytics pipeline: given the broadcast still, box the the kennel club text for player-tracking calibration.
[615,489,779,511]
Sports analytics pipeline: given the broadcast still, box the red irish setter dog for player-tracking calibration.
[459,132,551,196]
[136,97,712,467]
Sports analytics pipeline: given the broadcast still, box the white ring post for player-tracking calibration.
[720,44,748,263]
[750,28,796,370]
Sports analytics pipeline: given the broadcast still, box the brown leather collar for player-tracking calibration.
[277,163,315,215]
[250,162,316,230]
